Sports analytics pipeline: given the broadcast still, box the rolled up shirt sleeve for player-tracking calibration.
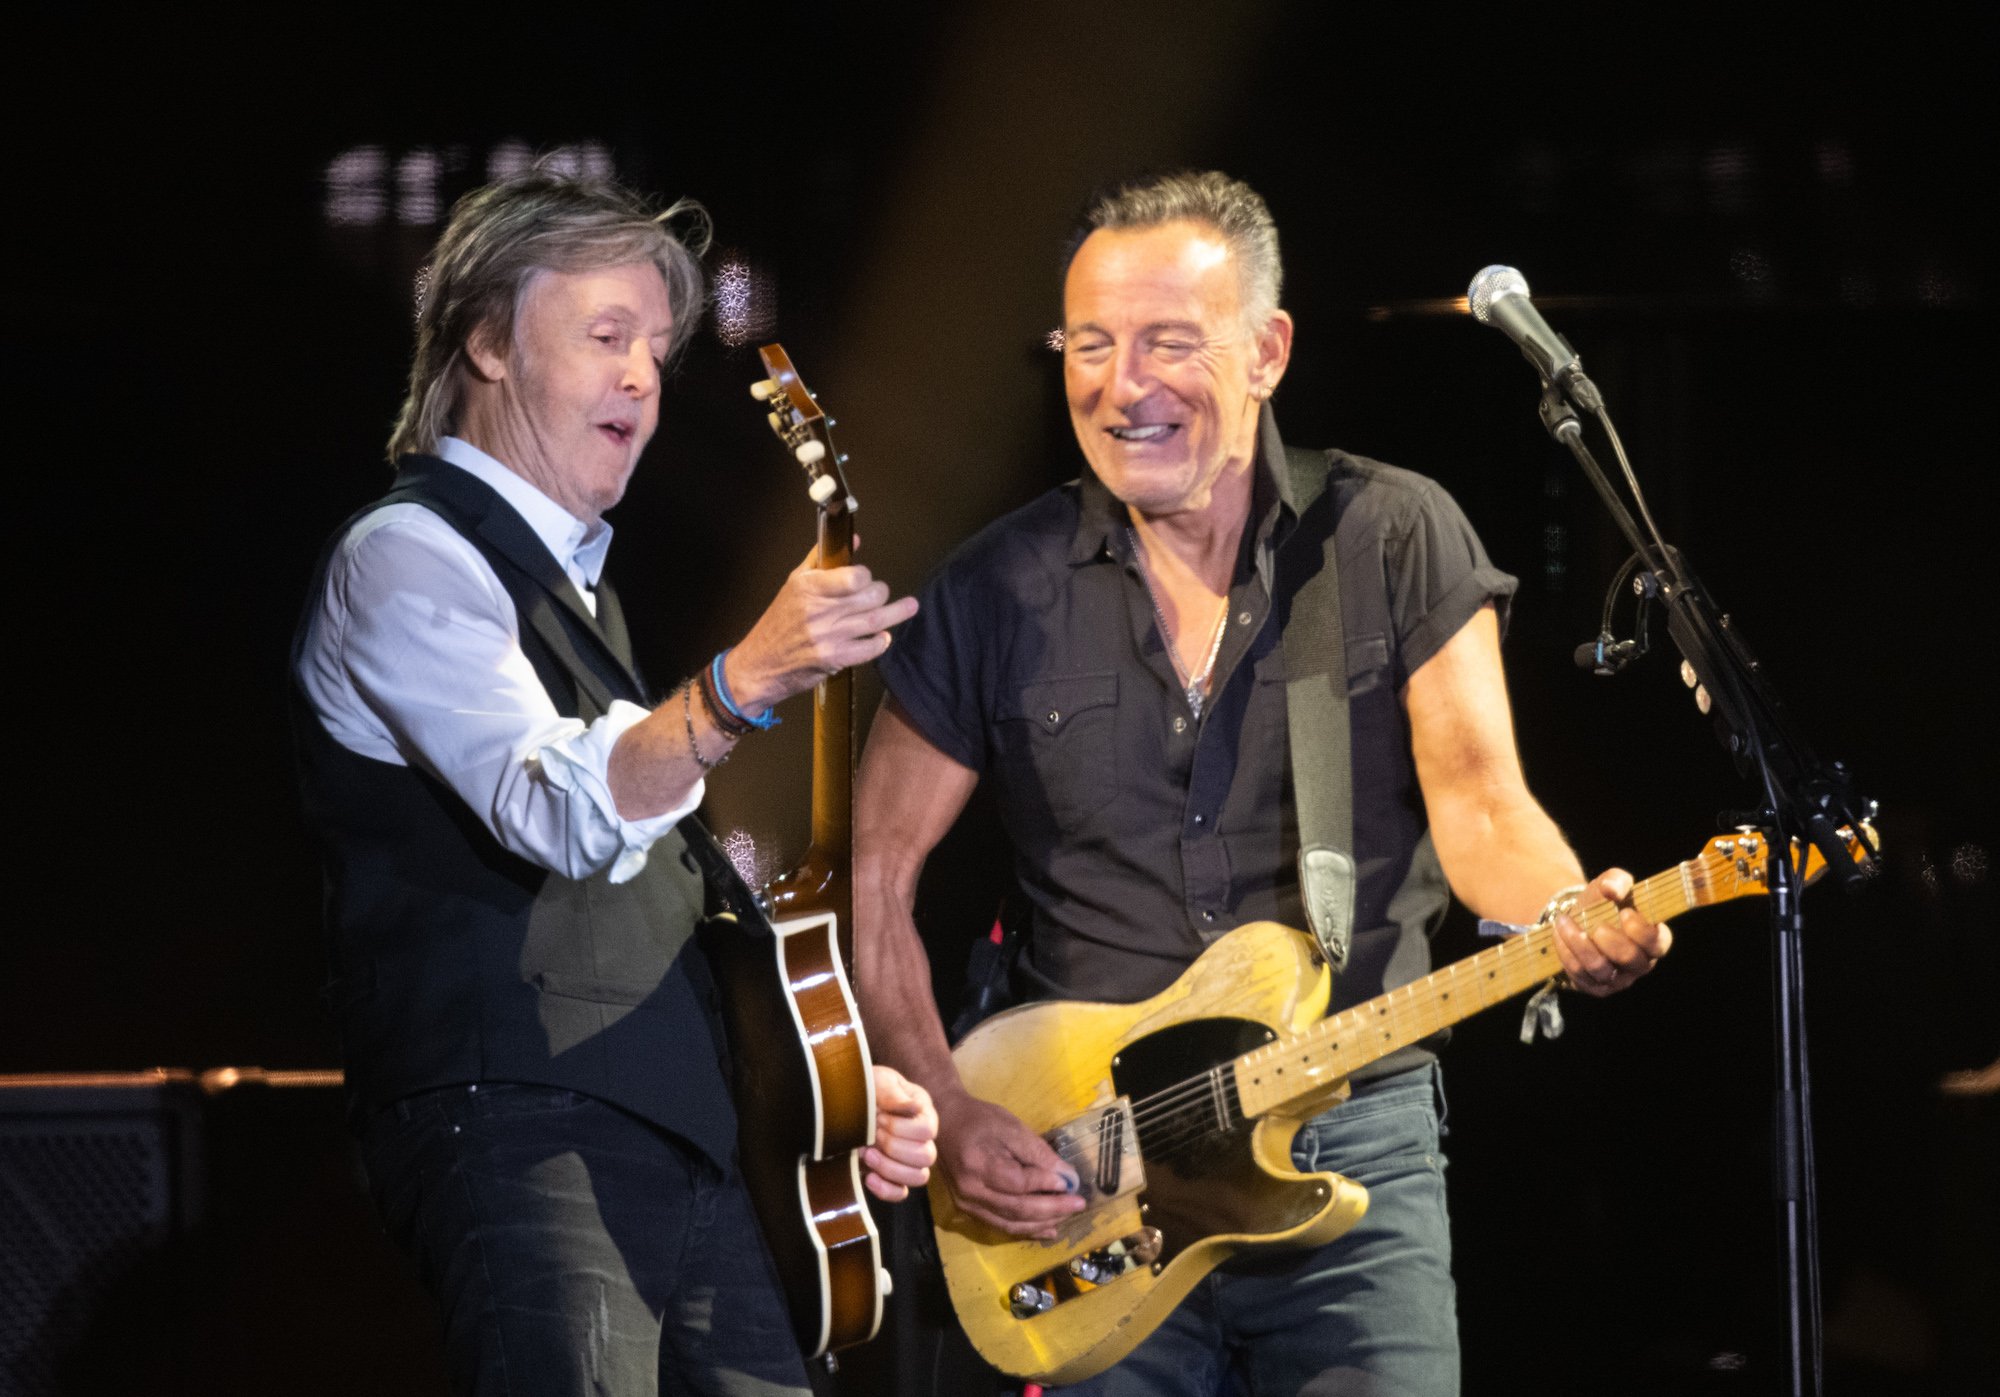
[303,506,700,884]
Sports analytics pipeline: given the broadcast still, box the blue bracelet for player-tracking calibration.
[711,651,780,730]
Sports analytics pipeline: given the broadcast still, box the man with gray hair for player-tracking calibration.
[294,169,935,1395]
[854,170,1670,1393]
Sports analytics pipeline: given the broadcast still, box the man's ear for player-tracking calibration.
[1250,308,1294,398]
[464,320,509,383]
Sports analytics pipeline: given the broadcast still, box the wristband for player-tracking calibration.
[711,650,781,731]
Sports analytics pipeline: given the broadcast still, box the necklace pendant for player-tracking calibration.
[1186,686,1204,720]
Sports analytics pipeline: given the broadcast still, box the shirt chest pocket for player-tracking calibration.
[995,672,1120,825]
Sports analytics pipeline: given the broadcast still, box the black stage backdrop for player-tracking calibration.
[7,5,1993,1394]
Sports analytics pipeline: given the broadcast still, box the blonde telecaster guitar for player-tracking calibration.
[932,825,1875,1384]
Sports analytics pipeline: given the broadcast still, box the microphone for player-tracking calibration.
[1467,266,1601,410]
[1573,634,1639,676]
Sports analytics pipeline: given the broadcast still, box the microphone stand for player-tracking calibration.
[1527,372,1876,1397]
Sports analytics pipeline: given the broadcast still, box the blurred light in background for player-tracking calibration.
[711,255,777,347]
[1046,327,1065,353]
[396,148,439,225]
[1729,246,1777,299]
[323,146,387,226]
[1814,139,1855,187]
[1701,141,1756,214]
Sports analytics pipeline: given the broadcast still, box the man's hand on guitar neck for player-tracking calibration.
[1547,867,1674,998]
[861,1064,941,1202]
[935,1089,1088,1239]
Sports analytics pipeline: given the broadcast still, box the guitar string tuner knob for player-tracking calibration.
[795,440,827,465]
[766,412,782,433]
[750,379,777,400]
[809,475,838,504]
[1680,660,1699,688]
[1695,684,1712,715]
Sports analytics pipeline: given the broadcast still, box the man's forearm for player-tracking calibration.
[853,874,973,1113]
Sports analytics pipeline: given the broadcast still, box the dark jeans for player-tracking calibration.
[1055,1064,1458,1397]
[359,1083,811,1397]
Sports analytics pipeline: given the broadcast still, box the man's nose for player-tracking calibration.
[1110,341,1153,403]
[623,340,660,395]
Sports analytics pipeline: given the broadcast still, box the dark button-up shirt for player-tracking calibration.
[880,411,1515,1065]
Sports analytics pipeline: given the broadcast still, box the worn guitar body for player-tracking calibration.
[934,825,1875,1383]
[933,921,1368,1385]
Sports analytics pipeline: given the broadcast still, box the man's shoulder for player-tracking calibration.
[1294,446,1468,540]
[927,480,1090,589]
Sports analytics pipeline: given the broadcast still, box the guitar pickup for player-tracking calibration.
[1042,1100,1144,1204]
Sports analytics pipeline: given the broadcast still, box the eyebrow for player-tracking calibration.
[588,305,675,341]
[1065,318,1205,337]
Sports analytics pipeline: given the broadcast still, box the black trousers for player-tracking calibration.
[359,1083,811,1397]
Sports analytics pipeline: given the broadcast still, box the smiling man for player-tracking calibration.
[854,171,1670,1394]
[293,170,933,1397]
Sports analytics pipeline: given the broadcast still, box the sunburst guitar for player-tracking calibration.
[701,345,887,1361]
[932,825,1876,1384]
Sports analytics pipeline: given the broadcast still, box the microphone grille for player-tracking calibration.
[1467,265,1529,324]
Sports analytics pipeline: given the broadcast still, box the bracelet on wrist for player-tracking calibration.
[683,682,727,770]
[695,663,757,738]
[711,650,781,731]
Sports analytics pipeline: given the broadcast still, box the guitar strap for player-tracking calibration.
[1278,446,1356,975]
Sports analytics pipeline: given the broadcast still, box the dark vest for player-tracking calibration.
[291,455,736,1167]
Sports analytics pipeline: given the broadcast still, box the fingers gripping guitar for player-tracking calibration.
[726,544,918,712]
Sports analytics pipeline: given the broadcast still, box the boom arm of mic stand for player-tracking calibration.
[1533,382,1876,889]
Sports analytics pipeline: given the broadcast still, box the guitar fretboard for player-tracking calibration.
[1231,851,1740,1120]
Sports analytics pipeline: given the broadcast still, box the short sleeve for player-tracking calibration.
[876,553,991,773]
[1385,479,1519,682]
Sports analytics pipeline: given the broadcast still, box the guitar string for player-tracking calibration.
[1095,854,1715,1159]
[1037,851,1746,1175]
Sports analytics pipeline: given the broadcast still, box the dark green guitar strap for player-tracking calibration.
[1279,446,1356,974]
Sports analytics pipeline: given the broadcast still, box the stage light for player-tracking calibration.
[712,256,776,347]
[396,148,440,225]
[324,146,387,226]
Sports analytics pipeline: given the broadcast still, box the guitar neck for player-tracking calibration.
[810,507,855,862]
[1233,855,1716,1120]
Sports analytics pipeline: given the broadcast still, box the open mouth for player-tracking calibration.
[1107,424,1179,443]
[598,422,636,446]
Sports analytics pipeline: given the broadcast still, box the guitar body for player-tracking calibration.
[932,921,1368,1384]
[701,894,882,1356]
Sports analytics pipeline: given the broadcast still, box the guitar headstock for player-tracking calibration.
[1688,821,1879,905]
[750,343,857,519]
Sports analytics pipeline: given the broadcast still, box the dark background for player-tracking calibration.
[6,3,1994,1393]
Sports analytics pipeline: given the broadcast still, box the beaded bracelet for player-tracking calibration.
[710,650,781,731]
[682,683,727,770]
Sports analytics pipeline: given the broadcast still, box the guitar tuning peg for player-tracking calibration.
[825,417,837,428]
[766,412,782,434]
[795,440,827,466]
[1694,684,1712,715]
[749,379,778,401]
[1680,660,1699,688]
[809,475,838,504]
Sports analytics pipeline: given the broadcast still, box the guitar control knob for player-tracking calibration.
[809,475,838,504]
[1009,1283,1054,1318]
[750,379,778,400]
[795,440,827,466]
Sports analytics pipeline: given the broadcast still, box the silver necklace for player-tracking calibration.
[1128,526,1230,719]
